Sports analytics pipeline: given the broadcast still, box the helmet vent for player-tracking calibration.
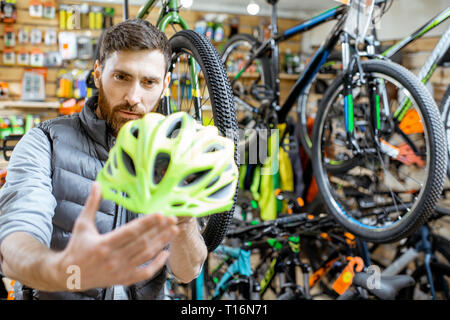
[204,144,224,153]
[121,149,136,176]
[171,202,185,207]
[207,182,234,200]
[153,153,171,184]
[206,176,220,189]
[166,119,182,139]
[113,153,118,168]
[131,126,139,139]
[106,163,112,175]
[180,169,211,187]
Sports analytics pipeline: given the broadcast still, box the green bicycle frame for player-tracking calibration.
[383,7,450,122]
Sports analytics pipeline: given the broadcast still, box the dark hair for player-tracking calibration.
[99,19,171,72]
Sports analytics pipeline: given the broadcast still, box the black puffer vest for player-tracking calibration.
[30,96,166,300]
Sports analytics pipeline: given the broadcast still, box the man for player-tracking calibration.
[0,19,207,300]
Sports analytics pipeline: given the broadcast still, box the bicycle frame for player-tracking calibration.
[136,0,190,31]
[230,4,348,124]
[378,7,450,122]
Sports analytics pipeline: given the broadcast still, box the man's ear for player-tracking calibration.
[93,60,102,89]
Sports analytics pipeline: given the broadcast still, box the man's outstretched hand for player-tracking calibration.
[52,181,180,291]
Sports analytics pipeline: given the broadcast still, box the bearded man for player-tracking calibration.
[0,19,207,300]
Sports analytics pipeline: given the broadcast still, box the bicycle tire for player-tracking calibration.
[167,30,239,252]
[312,59,447,243]
[440,85,450,179]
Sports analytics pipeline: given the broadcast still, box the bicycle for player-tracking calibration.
[309,2,447,243]
[222,0,447,244]
[371,211,450,300]
[195,213,328,300]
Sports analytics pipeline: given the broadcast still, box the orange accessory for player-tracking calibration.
[332,256,364,295]
[399,109,424,135]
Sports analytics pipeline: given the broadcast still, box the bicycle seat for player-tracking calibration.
[265,0,279,5]
[353,272,415,300]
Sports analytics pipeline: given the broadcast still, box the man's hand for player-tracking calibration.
[50,181,180,291]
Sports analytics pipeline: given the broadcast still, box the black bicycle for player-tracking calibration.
[222,0,447,244]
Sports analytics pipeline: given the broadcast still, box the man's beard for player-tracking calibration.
[97,82,162,136]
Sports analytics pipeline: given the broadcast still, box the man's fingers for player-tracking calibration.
[124,250,170,286]
[126,225,179,267]
[83,181,102,221]
[102,213,172,249]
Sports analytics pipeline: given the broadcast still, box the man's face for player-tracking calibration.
[94,49,170,135]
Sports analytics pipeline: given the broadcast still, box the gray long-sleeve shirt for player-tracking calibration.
[0,127,56,265]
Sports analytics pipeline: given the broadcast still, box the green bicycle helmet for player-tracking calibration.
[96,111,239,217]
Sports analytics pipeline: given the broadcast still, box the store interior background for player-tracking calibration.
[0,0,449,250]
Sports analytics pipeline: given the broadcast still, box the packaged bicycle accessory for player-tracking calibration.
[103,7,114,28]
[24,114,40,133]
[17,49,30,66]
[29,0,42,17]
[2,49,15,65]
[59,32,77,60]
[4,25,15,47]
[77,35,93,60]
[213,14,227,42]
[21,68,47,101]
[9,116,24,135]
[0,82,9,99]
[56,69,73,98]
[80,3,89,29]
[42,0,55,19]
[204,14,216,40]
[30,28,42,45]
[74,69,89,98]
[30,48,44,67]
[59,4,67,29]
[96,112,239,217]
[89,6,103,30]
[66,4,80,30]
[44,28,57,46]
[44,51,62,67]
[0,117,11,139]
[1,0,17,23]
[18,27,29,44]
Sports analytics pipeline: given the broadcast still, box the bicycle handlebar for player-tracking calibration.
[226,213,326,239]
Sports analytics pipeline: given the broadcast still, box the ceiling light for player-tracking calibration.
[247,1,260,15]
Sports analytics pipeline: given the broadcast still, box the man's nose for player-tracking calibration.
[124,82,144,107]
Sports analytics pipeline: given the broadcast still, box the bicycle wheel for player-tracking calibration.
[165,30,239,252]
[436,85,450,215]
[441,85,450,179]
[312,60,447,243]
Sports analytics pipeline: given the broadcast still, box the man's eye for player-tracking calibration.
[114,74,126,81]
[143,80,155,87]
